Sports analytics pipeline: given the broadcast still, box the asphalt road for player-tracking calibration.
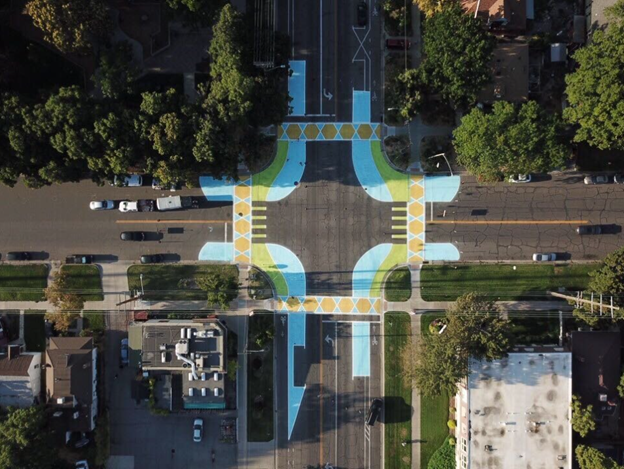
[276,314,382,469]
[426,174,624,261]
[0,180,231,262]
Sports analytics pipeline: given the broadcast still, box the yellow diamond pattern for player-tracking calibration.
[321,124,338,140]
[304,124,320,140]
[339,124,355,140]
[357,124,373,140]
[286,124,302,140]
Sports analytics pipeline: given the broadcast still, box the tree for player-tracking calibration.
[403,293,513,396]
[420,4,495,108]
[93,42,138,100]
[618,370,624,398]
[576,445,623,469]
[25,0,112,53]
[589,247,624,307]
[427,436,456,469]
[571,394,596,437]
[165,0,225,27]
[92,107,141,180]
[396,68,426,119]
[453,101,568,182]
[44,270,83,332]
[413,0,458,18]
[0,406,60,469]
[563,13,624,150]
[195,267,239,309]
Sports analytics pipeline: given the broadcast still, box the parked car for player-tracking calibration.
[140,254,164,264]
[366,398,383,426]
[152,178,179,191]
[120,231,146,241]
[508,174,532,183]
[193,418,204,443]
[112,175,143,187]
[75,461,89,469]
[6,252,30,261]
[584,175,611,185]
[614,174,624,184]
[119,201,138,213]
[357,1,367,26]
[532,253,557,261]
[386,38,410,50]
[577,225,603,235]
[66,255,94,264]
[120,338,129,366]
[89,200,114,211]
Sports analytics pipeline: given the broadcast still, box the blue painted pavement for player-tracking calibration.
[289,61,306,116]
[266,244,306,297]
[352,141,393,202]
[352,322,371,377]
[267,141,306,201]
[352,243,392,297]
[425,243,461,261]
[352,90,371,123]
[425,175,461,202]
[288,312,306,439]
[198,242,233,262]
[199,176,236,202]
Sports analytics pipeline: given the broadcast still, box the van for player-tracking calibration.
[366,398,383,426]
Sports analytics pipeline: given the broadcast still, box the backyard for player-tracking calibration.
[0,265,48,301]
[127,265,239,301]
[61,265,103,301]
[421,263,598,301]
[384,312,412,469]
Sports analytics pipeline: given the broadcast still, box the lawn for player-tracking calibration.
[83,312,106,333]
[23,311,46,352]
[420,313,450,468]
[509,312,560,345]
[384,312,412,469]
[385,267,412,302]
[420,263,599,301]
[0,265,48,301]
[247,311,274,442]
[61,265,103,301]
[127,265,239,301]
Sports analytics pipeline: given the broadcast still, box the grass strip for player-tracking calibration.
[384,312,412,469]
[127,264,239,301]
[0,265,48,301]
[385,266,412,302]
[247,311,274,442]
[61,265,103,301]
[421,263,598,301]
[24,310,46,352]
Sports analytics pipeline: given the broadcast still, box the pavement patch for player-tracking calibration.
[352,321,371,377]
[289,60,306,116]
[352,90,371,123]
[424,175,461,202]
[199,175,236,202]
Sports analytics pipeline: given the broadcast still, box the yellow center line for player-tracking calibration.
[429,220,588,225]
[116,220,231,224]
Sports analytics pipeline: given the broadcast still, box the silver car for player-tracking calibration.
[89,200,114,210]
[532,253,557,261]
[113,175,143,187]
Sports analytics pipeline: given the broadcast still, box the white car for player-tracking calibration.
[509,174,532,183]
[89,200,114,211]
[532,253,557,262]
[75,462,89,469]
[119,201,138,213]
[193,418,204,443]
[113,175,143,187]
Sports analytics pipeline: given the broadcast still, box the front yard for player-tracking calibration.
[0,265,48,301]
[61,265,103,301]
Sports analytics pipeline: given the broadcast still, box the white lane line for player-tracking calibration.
[224,220,228,242]
[320,0,323,115]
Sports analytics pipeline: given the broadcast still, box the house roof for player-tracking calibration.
[0,354,33,377]
[462,0,527,31]
[478,41,529,103]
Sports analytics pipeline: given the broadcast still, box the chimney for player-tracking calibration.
[8,345,19,360]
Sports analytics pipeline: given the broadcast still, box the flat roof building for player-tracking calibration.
[455,351,572,469]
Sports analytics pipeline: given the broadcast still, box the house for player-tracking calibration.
[0,345,41,408]
[462,0,532,34]
[454,349,572,469]
[45,337,97,437]
[129,319,227,410]
[478,41,529,103]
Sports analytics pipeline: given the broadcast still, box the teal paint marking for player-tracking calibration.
[288,312,306,439]
[352,141,393,202]
[199,176,236,202]
[198,242,234,262]
[289,61,306,116]
[267,141,306,201]
[266,244,306,297]
[352,322,371,377]
[425,175,461,202]
[352,90,371,123]
[352,243,393,297]
[424,243,461,261]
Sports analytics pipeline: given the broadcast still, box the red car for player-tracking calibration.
[386,39,411,50]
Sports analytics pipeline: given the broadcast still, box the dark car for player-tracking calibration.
[120,231,146,241]
[584,174,611,185]
[66,255,94,264]
[6,252,31,261]
[357,1,368,26]
[140,254,164,264]
[577,225,603,235]
[386,39,411,50]
[366,398,383,426]
[614,174,624,184]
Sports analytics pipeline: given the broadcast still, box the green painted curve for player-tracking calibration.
[371,141,408,203]
[251,243,289,296]
[370,244,407,297]
[252,141,289,203]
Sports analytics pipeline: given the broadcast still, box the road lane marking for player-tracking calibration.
[254,206,268,211]
[252,233,267,238]
[391,234,407,239]
[391,225,407,230]
[116,220,231,224]
[392,216,407,221]
[428,220,589,225]
[252,215,267,220]
[392,207,407,211]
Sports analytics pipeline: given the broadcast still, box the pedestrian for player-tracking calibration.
[114,373,118,380]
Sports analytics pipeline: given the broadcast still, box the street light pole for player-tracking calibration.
[139,274,145,297]
[428,152,454,176]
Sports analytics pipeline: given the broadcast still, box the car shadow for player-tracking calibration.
[601,224,622,235]
[145,232,164,242]
[29,251,49,261]
[93,255,120,263]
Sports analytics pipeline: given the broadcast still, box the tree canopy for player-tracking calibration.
[25,0,111,53]
[576,445,623,469]
[45,270,83,332]
[196,267,239,309]
[589,247,624,306]
[413,0,458,18]
[93,42,138,100]
[563,7,624,151]
[453,101,568,181]
[571,394,596,437]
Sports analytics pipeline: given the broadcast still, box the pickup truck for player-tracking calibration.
[66,255,94,264]
[118,200,155,213]
[156,196,198,211]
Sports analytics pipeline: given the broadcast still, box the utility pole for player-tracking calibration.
[549,291,619,314]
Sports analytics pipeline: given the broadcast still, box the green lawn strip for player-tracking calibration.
[252,141,289,202]
[371,244,407,298]
[385,267,412,302]
[247,311,274,442]
[509,312,560,345]
[420,312,450,468]
[371,141,409,202]
[420,263,599,301]
[251,243,289,296]
[23,310,46,352]
[0,264,48,301]
[83,311,106,333]
[60,265,103,301]
[384,312,412,469]
[127,264,239,301]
